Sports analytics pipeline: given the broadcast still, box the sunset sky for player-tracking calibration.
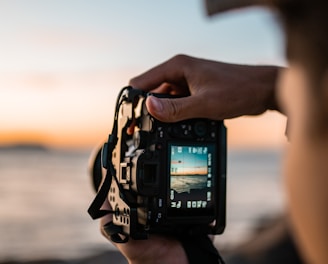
[170,145,208,175]
[0,0,287,150]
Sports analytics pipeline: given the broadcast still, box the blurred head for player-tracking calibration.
[205,0,328,136]
[205,0,328,70]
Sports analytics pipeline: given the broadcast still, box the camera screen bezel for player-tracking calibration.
[166,141,217,219]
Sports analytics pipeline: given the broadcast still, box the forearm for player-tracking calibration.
[130,55,284,122]
[114,235,188,264]
[261,65,285,114]
[241,64,284,115]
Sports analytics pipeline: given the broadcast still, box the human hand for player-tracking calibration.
[100,200,189,264]
[129,54,280,122]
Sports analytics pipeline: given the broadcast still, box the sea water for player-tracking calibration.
[0,147,285,261]
[171,175,208,194]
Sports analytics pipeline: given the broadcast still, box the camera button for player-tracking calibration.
[114,204,120,220]
[157,127,164,138]
[156,143,163,150]
[158,198,163,208]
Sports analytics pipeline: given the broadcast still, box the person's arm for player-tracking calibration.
[129,54,282,122]
[100,55,281,263]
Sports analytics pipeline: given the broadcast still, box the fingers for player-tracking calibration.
[146,94,206,122]
[129,54,190,92]
[129,55,280,122]
[129,55,200,122]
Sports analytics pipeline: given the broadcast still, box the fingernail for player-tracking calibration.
[149,96,163,112]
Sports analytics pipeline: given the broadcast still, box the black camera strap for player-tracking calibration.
[87,172,113,219]
[87,136,116,219]
[179,235,225,264]
[103,221,129,243]
[87,87,128,220]
[88,87,145,220]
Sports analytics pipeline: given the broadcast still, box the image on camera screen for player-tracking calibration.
[168,144,215,214]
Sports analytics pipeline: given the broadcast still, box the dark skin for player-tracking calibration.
[99,0,328,261]
[129,55,281,121]
[100,198,188,264]
[100,55,281,264]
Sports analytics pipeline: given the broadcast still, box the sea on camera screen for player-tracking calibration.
[168,144,215,214]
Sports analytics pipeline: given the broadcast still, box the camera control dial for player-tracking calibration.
[193,121,208,137]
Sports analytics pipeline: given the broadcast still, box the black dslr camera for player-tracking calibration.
[88,86,227,242]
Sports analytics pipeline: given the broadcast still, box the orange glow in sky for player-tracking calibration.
[0,1,286,150]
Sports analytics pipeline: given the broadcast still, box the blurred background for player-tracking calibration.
[0,0,288,262]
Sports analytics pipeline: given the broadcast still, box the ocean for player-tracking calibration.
[171,175,208,194]
[0,147,285,261]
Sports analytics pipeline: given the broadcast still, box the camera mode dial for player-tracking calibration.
[193,121,208,137]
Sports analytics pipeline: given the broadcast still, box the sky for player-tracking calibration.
[170,145,208,175]
[0,0,287,150]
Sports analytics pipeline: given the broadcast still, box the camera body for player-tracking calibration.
[98,88,226,240]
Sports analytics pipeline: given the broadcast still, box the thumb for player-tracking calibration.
[146,95,198,122]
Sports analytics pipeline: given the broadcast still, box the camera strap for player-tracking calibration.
[87,171,113,219]
[87,138,116,219]
[179,235,225,264]
[103,221,129,243]
[87,88,127,220]
[88,86,145,220]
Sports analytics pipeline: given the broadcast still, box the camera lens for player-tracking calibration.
[194,121,207,137]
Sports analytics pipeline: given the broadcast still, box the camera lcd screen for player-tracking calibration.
[167,143,216,217]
